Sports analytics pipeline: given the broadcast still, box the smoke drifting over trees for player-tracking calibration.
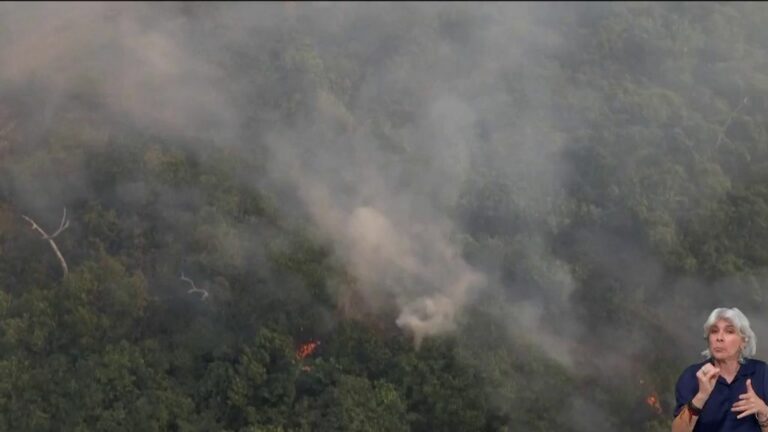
[2,2,768,430]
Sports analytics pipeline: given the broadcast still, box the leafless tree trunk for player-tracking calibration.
[180,273,209,300]
[21,208,70,276]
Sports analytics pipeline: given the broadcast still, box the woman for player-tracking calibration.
[673,307,768,431]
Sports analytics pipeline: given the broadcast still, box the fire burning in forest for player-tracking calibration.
[646,391,662,415]
[296,340,320,360]
[296,340,320,372]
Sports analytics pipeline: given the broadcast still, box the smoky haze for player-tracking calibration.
[0,2,553,345]
[4,2,768,430]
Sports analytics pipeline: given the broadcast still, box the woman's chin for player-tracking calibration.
[712,352,736,361]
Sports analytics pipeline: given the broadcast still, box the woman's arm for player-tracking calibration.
[671,393,709,432]
[672,364,719,432]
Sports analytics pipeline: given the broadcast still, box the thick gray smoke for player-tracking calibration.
[0,0,628,363]
[0,0,575,349]
[265,91,489,345]
[0,2,238,139]
[255,3,576,347]
[0,1,499,342]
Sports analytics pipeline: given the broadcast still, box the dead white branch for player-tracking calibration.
[180,273,209,300]
[21,208,69,276]
[715,96,749,148]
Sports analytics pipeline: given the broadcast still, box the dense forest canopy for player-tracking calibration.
[2,2,768,430]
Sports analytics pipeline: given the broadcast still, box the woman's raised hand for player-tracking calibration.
[732,378,768,419]
[696,363,720,397]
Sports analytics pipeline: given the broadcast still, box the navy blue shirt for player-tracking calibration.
[674,358,768,432]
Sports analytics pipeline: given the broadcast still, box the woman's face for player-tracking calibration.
[708,318,745,361]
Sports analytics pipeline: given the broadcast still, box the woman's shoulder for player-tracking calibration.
[746,358,768,369]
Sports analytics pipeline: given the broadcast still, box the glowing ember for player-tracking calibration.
[646,391,662,415]
[296,340,320,360]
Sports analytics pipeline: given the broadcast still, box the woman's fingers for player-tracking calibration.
[732,402,756,417]
[732,400,749,409]
[699,364,719,378]
[696,367,720,382]
[733,393,764,419]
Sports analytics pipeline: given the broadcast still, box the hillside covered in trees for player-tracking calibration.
[3,2,768,431]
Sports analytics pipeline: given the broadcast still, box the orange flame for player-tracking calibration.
[646,391,662,415]
[296,340,320,360]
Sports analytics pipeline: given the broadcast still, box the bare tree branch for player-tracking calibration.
[180,273,209,300]
[21,208,69,276]
[45,207,70,239]
[715,96,749,148]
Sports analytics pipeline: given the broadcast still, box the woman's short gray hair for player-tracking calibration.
[700,307,757,362]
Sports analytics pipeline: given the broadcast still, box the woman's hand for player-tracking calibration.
[732,379,768,420]
[696,363,720,398]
